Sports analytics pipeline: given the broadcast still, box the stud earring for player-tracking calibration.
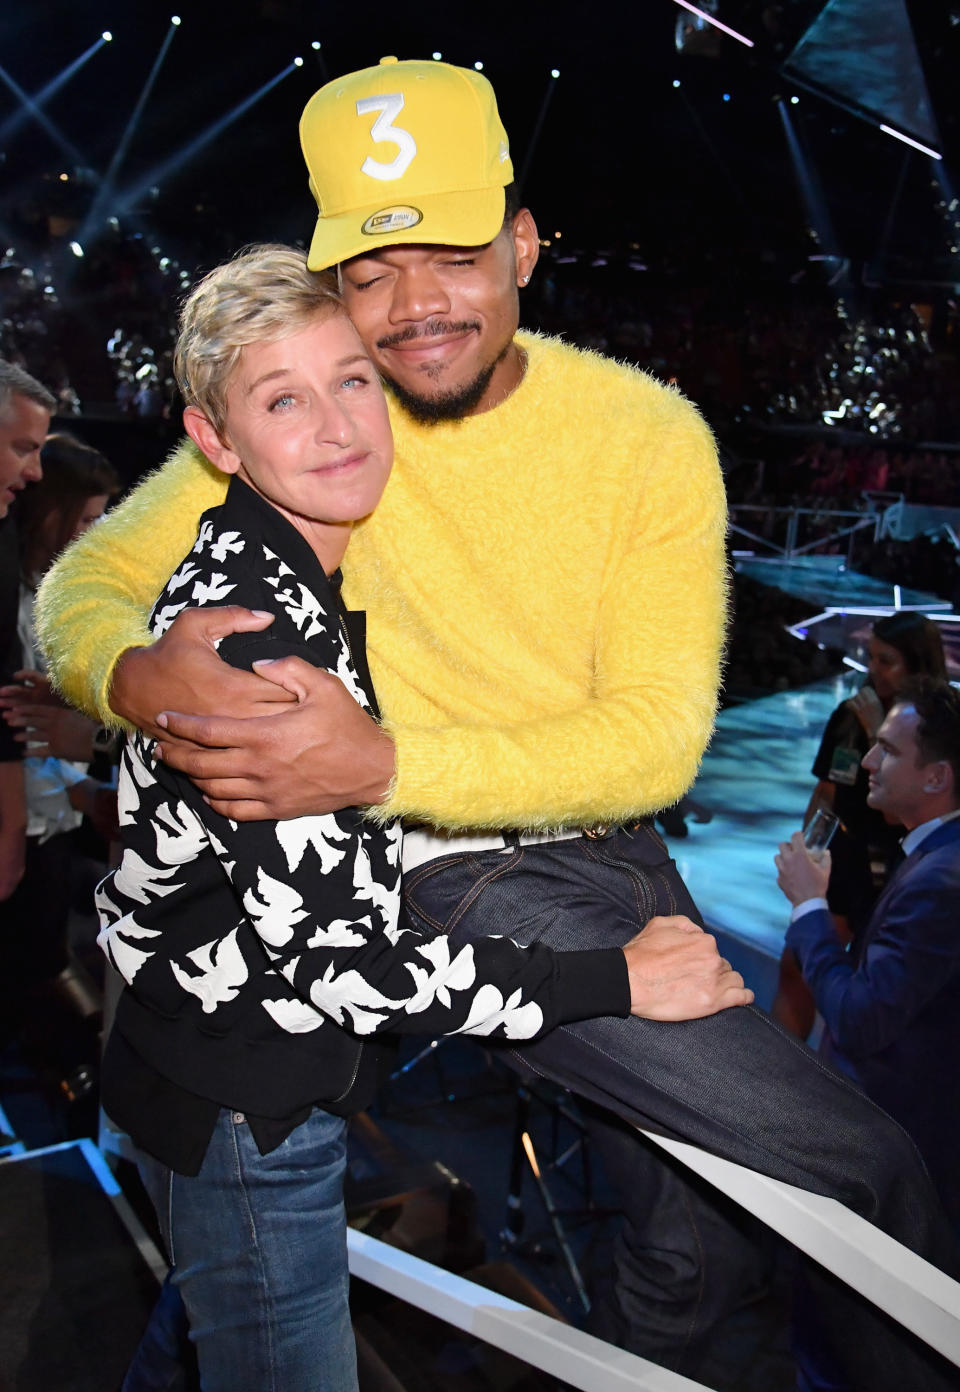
[520,274,530,285]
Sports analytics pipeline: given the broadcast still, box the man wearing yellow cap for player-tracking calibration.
[39,58,959,1391]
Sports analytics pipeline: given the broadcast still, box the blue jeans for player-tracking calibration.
[126,1107,356,1392]
[403,823,960,1390]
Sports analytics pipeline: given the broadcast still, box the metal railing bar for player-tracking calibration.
[643,1131,960,1367]
[347,1227,715,1392]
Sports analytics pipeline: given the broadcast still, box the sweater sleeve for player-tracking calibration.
[378,406,727,829]
[172,763,628,1040]
[786,871,960,1057]
[100,629,629,1046]
[35,442,227,723]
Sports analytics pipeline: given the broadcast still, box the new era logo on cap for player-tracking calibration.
[299,56,514,270]
[360,206,423,235]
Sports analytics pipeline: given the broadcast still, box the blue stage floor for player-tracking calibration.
[703,557,956,998]
[672,675,859,965]
[734,554,949,612]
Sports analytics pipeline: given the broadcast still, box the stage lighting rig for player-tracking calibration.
[879,125,941,160]
[672,0,754,52]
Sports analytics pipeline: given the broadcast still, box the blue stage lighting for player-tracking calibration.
[102,31,112,41]
[0,64,87,164]
[111,61,300,223]
[432,52,442,60]
[776,97,842,278]
[0,33,110,155]
[551,69,560,79]
[79,17,183,244]
[294,57,303,67]
[171,16,181,25]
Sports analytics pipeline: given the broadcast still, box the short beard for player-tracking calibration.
[378,336,510,426]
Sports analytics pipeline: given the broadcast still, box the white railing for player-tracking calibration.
[644,1131,960,1367]
[345,1127,960,1390]
[348,1228,708,1392]
[25,1112,960,1391]
[727,502,886,560]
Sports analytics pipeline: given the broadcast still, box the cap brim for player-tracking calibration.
[306,184,507,271]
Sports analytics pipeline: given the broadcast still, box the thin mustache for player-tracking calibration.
[377,321,480,350]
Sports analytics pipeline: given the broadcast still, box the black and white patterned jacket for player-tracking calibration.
[97,478,616,1127]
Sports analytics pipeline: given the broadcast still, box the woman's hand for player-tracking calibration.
[68,778,119,843]
[845,686,884,741]
[0,671,96,759]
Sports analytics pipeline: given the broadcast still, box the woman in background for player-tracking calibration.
[0,434,119,1035]
[773,611,947,1036]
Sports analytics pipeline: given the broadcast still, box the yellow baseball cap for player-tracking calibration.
[299,56,514,271]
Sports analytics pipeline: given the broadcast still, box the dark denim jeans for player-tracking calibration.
[126,1107,356,1392]
[403,822,959,1390]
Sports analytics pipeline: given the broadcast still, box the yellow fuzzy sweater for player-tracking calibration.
[37,332,727,829]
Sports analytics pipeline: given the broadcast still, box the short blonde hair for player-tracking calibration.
[174,243,341,434]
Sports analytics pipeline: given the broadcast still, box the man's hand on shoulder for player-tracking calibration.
[109,606,292,739]
[622,915,754,1020]
[156,654,396,820]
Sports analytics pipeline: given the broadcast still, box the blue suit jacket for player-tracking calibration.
[786,818,960,1222]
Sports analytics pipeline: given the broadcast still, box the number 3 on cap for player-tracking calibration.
[357,93,417,181]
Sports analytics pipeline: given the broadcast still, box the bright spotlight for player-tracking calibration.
[171,15,181,24]
[294,56,303,67]
[551,68,560,79]
[311,41,321,50]
[474,61,483,70]
[432,51,442,60]
[69,241,84,257]
[673,79,681,88]
[102,31,112,41]
[790,95,799,105]
[59,171,69,181]
[722,93,731,102]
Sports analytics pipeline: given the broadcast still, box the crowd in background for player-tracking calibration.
[2,225,958,711]
[2,212,958,716]
[3,226,960,446]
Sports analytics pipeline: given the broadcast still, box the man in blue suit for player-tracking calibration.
[777,678,960,1224]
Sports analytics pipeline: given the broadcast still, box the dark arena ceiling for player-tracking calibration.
[1,0,959,287]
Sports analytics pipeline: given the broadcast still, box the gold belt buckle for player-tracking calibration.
[583,824,611,840]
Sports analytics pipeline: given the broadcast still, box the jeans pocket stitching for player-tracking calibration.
[405,849,524,937]
[443,848,527,934]
[402,851,470,895]
[582,839,658,921]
